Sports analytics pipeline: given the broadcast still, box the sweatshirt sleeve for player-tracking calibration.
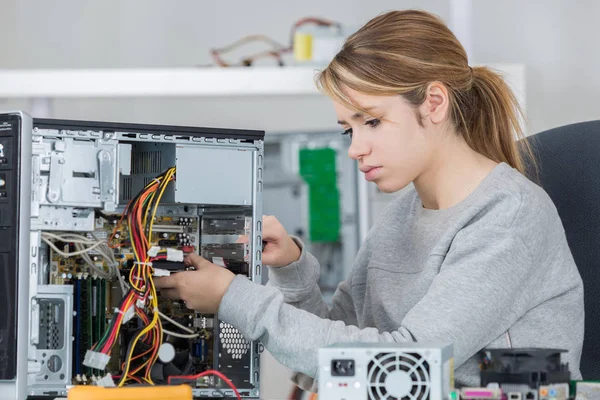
[266,237,357,325]
[219,227,536,383]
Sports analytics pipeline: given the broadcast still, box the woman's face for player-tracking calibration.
[334,88,435,193]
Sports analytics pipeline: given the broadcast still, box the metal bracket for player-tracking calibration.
[46,152,63,203]
[30,299,39,346]
[97,149,116,211]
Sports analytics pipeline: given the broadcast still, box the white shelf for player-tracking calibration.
[0,67,324,98]
[0,64,525,102]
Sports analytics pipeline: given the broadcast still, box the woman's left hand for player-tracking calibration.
[154,253,235,313]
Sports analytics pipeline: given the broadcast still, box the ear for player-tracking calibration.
[419,82,450,125]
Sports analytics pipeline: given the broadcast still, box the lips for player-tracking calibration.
[359,165,381,174]
[360,165,382,181]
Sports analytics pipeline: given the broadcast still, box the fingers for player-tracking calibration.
[261,215,281,241]
[153,275,178,289]
[159,288,180,300]
[236,235,249,244]
[263,215,287,242]
[184,253,212,269]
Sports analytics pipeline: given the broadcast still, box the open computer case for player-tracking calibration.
[0,111,264,399]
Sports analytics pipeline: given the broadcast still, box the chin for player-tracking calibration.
[376,179,411,194]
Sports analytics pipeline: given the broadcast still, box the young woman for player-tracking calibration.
[155,9,584,389]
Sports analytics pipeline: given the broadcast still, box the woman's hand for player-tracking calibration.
[260,215,301,267]
[154,253,235,313]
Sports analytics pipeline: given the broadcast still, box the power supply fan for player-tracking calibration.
[150,343,194,383]
[367,352,431,400]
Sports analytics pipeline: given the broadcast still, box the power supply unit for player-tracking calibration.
[318,342,454,400]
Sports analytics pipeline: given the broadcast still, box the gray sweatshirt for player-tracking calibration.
[218,162,584,390]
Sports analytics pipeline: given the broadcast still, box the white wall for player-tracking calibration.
[0,0,449,134]
[3,1,595,134]
[471,0,600,134]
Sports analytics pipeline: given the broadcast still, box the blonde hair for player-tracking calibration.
[316,10,534,175]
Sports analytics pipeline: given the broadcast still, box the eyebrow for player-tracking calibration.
[337,107,377,125]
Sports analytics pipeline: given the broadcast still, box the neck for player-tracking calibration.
[414,133,499,210]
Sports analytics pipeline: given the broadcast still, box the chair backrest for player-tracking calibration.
[527,121,600,379]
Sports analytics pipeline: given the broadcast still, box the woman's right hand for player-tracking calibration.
[260,215,301,267]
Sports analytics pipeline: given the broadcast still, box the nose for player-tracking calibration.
[347,131,370,160]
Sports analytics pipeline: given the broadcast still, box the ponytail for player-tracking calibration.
[455,66,535,176]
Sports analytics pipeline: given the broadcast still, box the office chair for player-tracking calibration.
[527,120,600,380]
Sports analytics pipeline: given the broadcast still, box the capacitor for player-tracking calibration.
[162,233,169,238]
[194,340,208,361]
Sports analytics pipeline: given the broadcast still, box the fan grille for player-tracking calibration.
[219,322,250,360]
[367,352,431,400]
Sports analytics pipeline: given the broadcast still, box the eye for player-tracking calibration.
[365,118,380,128]
[341,128,353,138]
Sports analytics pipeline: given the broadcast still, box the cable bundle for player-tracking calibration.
[85,167,176,385]
[80,165,243,396]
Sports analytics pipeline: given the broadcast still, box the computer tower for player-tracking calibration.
[0,111,264,399]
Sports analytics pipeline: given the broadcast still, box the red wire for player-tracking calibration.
[112,374,142,384]
[167,370,241,399]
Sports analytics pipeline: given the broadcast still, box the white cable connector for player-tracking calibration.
[166,248,184,262]
[147,246,161,257]
[153,268,171,277]
[135,298,145,309]
[95,373,116,387]
[212,257,225,267]
[82,350,110,370]
[122,305,135,324]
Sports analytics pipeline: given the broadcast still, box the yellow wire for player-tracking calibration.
[142,191,157,229]
[148,168,175,241]
[120,167,174,386]
[119,276,162,386]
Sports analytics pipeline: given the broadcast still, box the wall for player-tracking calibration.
[471,0,600,134]
[0,0,449,134]
[2,1,598,133]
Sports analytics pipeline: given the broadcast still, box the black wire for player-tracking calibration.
[96,210,120,222]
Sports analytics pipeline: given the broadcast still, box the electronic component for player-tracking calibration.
[479,348,570,400]
[573,381,600,399]
[0,111,264,399]
[30,285,74,392]
[539,384,569,400]
[318,343,453,400]
[457,387,503,399]
[202,243,247,261]
[201,217,248,235]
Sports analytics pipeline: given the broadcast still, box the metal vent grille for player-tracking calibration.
[132,151,162,174]
[219,322,250,360]
[367,352,431,400]
[39,300,64,350]
[121,177,132,201]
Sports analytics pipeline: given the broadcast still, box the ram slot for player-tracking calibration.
[80,277,93,376]
[72,279,82,377]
